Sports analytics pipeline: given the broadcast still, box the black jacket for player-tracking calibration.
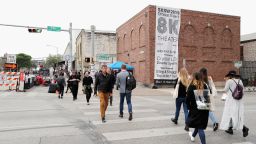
[174,78,187,98]
[83,76,93,86]
[94,72,111,93]
[186,84,209,129]
[107,73,116,93]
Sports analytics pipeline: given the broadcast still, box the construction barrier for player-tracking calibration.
[0,71,20,91]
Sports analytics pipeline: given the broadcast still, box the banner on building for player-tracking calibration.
[154,6,181,80]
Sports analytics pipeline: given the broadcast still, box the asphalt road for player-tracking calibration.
[0,86,255,144]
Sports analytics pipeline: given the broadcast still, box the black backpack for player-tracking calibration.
[229,79,243,100]
[126,72,136,91]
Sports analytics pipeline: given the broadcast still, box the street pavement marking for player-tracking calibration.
[83,109,157,116]
[0,123,74,132]
[103,126,211,141]
[92,115,172,125]
[79,104,145,110]
[135,96,170,104]
[232,142,255,144]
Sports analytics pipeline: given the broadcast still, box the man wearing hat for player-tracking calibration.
[220,70,249,137]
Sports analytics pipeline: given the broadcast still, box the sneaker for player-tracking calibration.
[128,113,133,121]
[243,126,249,137]
[225,127,233,135]
[171,118,178,125]
[102,117,106,123]
[188,131,195,142]
[213,123,219,131]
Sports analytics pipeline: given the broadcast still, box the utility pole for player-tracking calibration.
[91,25,95,63]
[69,23,73,71]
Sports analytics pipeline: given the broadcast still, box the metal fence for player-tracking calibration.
[240,61,256,87]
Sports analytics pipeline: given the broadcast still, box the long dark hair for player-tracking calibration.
[200,68,209,85]
[192,72,204,90]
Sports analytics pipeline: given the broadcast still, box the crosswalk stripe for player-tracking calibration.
[83,109,157,116]
[232,142,254,144]
[103,126,210,141]
[79,104,145,110]
[135,96,170,104]
[92,115,172,125]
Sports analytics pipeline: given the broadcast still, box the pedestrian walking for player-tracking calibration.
[56,72,66,99]
[171,68,190,131]
[200,68,219,131]
[69,71,80,101]
[116,64,136,121]
[83,71,93,105]
[65,72,72,93]
[94,65,111,123]
[220,70,249,137]
[186,72,209,144]
[107,68,116,106]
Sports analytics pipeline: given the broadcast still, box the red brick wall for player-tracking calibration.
[117,5,240,86]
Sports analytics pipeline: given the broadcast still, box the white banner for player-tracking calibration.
[154,6,181,80]
[7,54,16,64]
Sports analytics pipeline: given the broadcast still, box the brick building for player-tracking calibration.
[117,5,240,87]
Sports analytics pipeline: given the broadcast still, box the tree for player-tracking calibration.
[45,54,62,68]
[16,53,32,70]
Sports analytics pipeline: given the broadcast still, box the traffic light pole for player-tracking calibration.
[69,23,73,71]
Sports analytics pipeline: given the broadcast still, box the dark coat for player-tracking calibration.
[186,84,209,129]
[94,72,111,93]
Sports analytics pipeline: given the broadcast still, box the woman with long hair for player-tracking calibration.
[186,72,209,144]
[200,68,219,131]
[171,68,190,128]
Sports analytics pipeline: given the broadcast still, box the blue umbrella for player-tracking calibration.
[108,61,134,70]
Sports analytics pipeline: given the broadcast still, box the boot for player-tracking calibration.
[171,118,178,125]
[110,96,113,106]
[184,125,189,132]
[128,112,133,121]
[243,126,249,137]
[225,127,233,135]
[119,112,123,118]
[102,117,106,123]
[213,123,219,131]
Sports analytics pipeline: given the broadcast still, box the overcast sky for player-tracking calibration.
[0,0,255,58]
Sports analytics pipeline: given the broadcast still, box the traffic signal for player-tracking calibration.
[28,28,42,33]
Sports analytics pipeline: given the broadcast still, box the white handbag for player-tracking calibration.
[172,78,180,99]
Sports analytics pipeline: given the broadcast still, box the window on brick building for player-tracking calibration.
[139,25,146,47]
[203,27,215,47]
[131,30,136,50]
[222,28,232,49]
[240,45,244,61]
[123,34,128,52]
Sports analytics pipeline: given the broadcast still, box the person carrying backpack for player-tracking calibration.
[116,64,136,121]
[220,70,249,137]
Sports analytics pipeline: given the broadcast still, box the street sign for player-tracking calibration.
[47,26,61,32]
[96,54,116,62]
[6,54,16,64]
[234,61,242,68]
[4,63,17,69]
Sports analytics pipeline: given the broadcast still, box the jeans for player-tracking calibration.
[209,111,217,124]
[58,85,64,97]
[71,85,78,100]
[192,129,206,144]
[175,97,188,122]
[120,92,132,113]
